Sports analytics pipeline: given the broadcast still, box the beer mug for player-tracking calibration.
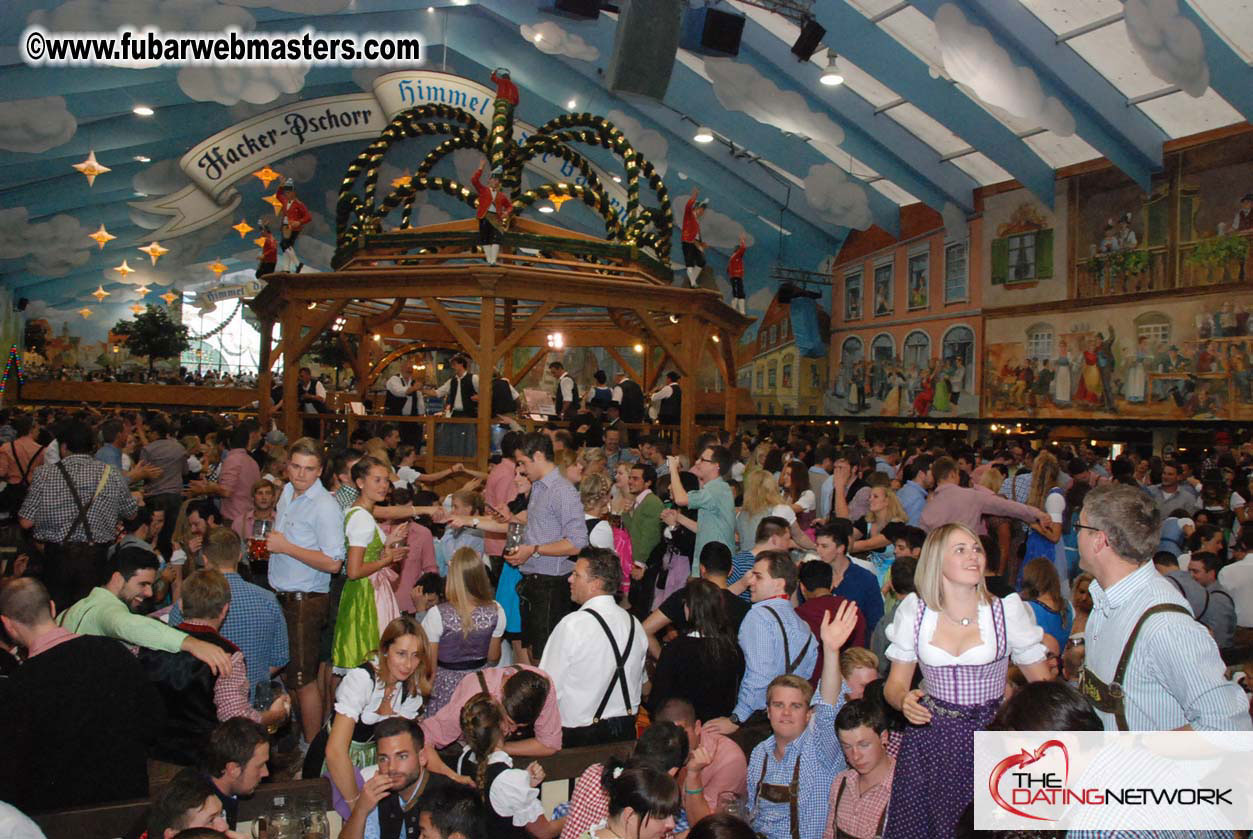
[504,521,524,555]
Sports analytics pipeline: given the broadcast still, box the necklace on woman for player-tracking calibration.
[940,610,975,627]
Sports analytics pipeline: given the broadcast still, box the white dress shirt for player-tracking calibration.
[385,375,423,415]
[539,593,647,727]
[435,374,480,412]
[1218,554,1253,627]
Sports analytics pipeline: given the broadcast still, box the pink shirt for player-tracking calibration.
[482,458,519,556]
[918,481,1039,535]
[420,664,562,751]
[693,730,748,814]
[219,448,261,526]
[27,626,77,658]
[821,758,896,839]
[396,522,437,612]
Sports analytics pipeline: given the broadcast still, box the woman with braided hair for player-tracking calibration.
[458,693,562,838]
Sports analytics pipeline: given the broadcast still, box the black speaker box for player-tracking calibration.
[680,6,745,57]
[605,0,682,100]
[542,0,600,20]
[791,17,826,61]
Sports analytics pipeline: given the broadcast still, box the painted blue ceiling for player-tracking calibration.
[1,0,1249,336]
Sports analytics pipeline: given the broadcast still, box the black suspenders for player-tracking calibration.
[585,608,636,723]
[764,605,812,675]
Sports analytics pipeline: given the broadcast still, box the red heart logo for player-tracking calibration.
[988,740,1069,822]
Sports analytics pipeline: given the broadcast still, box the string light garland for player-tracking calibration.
[0,345,25,395]
[188,300,242,341]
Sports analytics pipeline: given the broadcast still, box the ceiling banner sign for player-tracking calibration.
[132,70,629,240]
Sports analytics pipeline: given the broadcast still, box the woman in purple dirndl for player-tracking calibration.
[882,523,1050,839]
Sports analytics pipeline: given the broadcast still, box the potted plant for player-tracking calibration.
[1186,232,1249,283]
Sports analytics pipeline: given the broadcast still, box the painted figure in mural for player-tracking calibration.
[946,357,965,408]
[1096,328,1117,411]
[845,360,863,413]
[912,363,936,417]
[881,366,906,416]
[681,188,708,288]
[1115,213,1137,251]
[728,235,747,315]
[932,359,952,412]
[846,287,861,320]
[1227,344,1251,402]
[1123,335,1150,404]
[1218,302,1238,337]
[1234,193,1253,232]
[1053,339,1072,406]
[1074,336,1104,406]
[1196,340,1222,373]
[873,283,891,317]
[1033,359,1054,409]
[1096,222,1118,295]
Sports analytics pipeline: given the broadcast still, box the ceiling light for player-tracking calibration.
[612,175,622,183]
[538,203,555,214]
[132,105,155,116]
[133,155,151,163]
[633,343,644,354]
[693,125,714,143]
[668,314,679,323]
[374,333,382,342]
[534,33,543,42]
[546,332,564,350]
[819,53,844,87]
[711,334,720,343]
[567,99,577,110]
[307,301,318,310]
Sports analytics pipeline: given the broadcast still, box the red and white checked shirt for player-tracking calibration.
[820,758,895,839]
[558,763,610,839]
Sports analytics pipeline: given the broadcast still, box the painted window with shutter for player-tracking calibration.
[991,229,1054,285]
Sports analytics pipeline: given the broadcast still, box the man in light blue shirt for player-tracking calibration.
[895,456,932,528]
[666,445,735,578]
[266,438,345,747]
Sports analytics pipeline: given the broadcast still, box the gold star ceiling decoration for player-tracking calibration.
[137,241,168,266]
[261,193,284,215]
[78,307,92,319]
[160,290,179,305]
[548,193,573,211]
[72,150,110,186]
[91,285,111,302]
[252,167,281,188]
[134,284,150,297]
[88,224,116,249]
[391,170,413,189]
[208,259,228,276]
[130,303,145,315]
[232,219,254,238]
[113,259,136,278]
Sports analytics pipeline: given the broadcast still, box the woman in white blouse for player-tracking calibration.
[459,693,563,839]
[881,523,1051,839]
[322,615,432,818]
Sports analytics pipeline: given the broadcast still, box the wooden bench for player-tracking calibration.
[32,743,634,839]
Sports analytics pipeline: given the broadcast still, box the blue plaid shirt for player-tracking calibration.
[746,693,847,839]
[169,571,289,699]
[734,598,818,720]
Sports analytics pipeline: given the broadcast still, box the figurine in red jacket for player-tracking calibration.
[491,68,519,108]
[472,163,512,265]
[681,188,708,287]
[256,219,277,278]
[728,234,747,314]
[275,178,311,272]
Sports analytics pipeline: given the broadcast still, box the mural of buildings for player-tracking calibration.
[827,205,981,419]
[737,292,830,417]
[981,128,1253,423]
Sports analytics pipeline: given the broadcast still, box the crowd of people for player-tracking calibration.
[1,399,1252,839]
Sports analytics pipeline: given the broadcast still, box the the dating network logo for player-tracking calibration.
[988,739,1073,821]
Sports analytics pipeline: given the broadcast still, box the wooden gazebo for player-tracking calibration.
[249,216,752,466]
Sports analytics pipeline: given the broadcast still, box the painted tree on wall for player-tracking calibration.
[112,306,190,373]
